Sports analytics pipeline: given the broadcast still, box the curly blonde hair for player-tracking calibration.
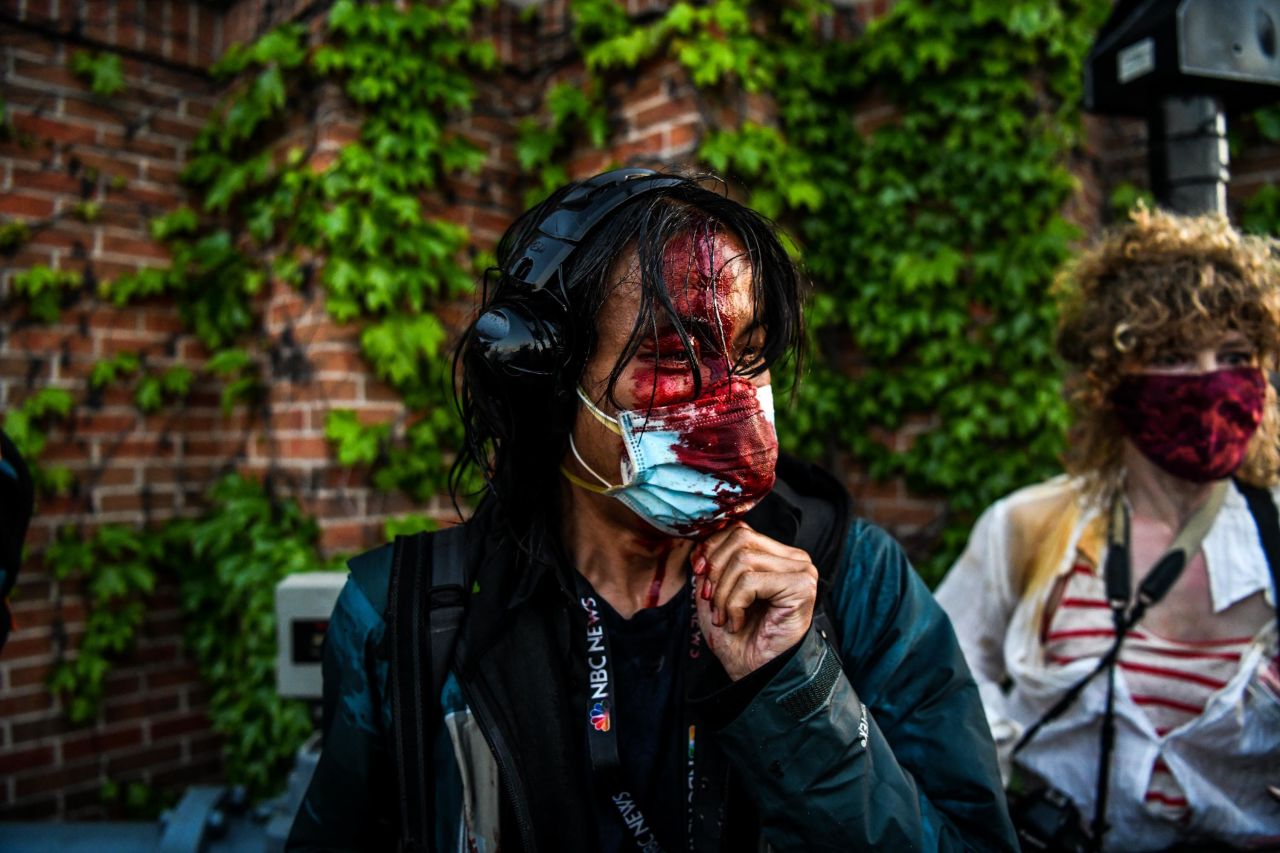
[1055,205,1280,494]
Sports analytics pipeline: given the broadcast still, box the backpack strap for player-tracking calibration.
[389,531,432,851]
[427,526,468,701]
[387,524,470,852]
[1233,481,1280,639]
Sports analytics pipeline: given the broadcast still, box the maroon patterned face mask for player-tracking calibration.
[1111,367,1267,483]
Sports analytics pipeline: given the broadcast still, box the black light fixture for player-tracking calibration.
[1086,0,1280,215]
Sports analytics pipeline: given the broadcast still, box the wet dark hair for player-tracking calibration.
[450,172,806,544]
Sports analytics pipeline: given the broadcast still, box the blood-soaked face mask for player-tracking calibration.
[564,377,778,537]
[1111,367,1267,483]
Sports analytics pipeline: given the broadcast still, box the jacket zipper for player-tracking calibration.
[460,676,538,853]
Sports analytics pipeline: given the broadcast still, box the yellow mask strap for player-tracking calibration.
[561,433,619,494]
[576,386,623,437]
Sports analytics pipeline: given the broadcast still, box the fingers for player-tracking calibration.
[717,570,817,634]
[692,522,814,621]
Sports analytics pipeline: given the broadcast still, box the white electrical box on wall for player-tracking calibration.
[275,572,348,700]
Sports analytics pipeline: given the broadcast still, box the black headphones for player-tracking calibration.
[470,168,684,380]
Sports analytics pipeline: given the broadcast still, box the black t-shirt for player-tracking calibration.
[589,582,692,853]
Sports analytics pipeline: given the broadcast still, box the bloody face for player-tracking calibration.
[569,223,777,536]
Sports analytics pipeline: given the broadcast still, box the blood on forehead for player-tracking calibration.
[660,222,746,345]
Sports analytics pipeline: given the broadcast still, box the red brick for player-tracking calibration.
[12,114,97,146]
[105,672,143,699]
[664,123,699,152]
[7,660,54,688]
[106,741,180,774]
[150,711,209,741]
[77,413,139,433]
[62,96,125,127]
[0,690,55,717]
[97,492,148,514]
[310,349,367,374]
[185,437,247,457]
[0,192,57,217]
[0,744,55,776]
[267,436,331,459]
[99,234,170,262]
[10,164,83,194]
[146,114,203,139]
[0,634,56,661]
[106,437,175,459]
[131,641,180,665]
[144,663,200,689]
[61,723,145,762]
[627,97,698,130]
[10,599,86,630]
[10,713,75,745]
[319,521,379,553]
[9,58,82,91]
[104,691,181,726]
[136,309,185,335]
[15,760,103,798]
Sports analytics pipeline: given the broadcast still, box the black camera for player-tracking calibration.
[1010,786,1093,853]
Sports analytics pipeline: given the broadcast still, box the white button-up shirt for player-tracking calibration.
[936,476,1280,851]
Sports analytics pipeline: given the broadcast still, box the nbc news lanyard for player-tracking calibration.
[574,571,728,853]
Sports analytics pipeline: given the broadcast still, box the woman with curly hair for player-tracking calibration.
[937,207,1280,851]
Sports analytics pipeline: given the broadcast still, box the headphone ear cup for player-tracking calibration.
[470,303,567,380]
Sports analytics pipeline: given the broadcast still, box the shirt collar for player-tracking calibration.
[1201,481,1275,613]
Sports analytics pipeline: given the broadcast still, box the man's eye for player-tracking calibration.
[656,341,698,365]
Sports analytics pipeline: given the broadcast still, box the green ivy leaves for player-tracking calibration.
[70,50,126,97]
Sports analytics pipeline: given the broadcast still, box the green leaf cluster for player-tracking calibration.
[47,525,159,724]
[70,50,126,97]
[163,474,338,796]
[12,265,83,323]
[42,474,336,796]
[3,388,75,495]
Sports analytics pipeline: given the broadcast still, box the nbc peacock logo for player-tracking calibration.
[590,702,611,732]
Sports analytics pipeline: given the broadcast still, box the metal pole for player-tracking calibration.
[1149,94,1230,216]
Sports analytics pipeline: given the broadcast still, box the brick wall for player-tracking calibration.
[1,2,230,817]
[3,0,1278,821]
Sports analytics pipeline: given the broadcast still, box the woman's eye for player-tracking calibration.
[1220,350,1256,367]
[1150,351,1189,368]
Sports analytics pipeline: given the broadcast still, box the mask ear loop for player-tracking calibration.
[562,387,625,493]
[562,433,620,494]
[576,386,624,436]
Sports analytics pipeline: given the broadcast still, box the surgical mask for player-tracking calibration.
[1111,366,1266,483]
[563,377,778,537]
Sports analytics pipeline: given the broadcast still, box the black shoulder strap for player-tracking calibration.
[1233,481,1280,639]
[387,525,471,852]
[427,526,468,700]
[389,531,432,851]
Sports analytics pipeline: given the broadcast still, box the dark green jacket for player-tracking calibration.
[289,462,1016,852]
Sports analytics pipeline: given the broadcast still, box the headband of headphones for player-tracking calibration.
[472,168,685,380]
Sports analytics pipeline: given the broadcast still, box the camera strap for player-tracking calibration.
[1012,481,1227,849]
[573,570,727,853]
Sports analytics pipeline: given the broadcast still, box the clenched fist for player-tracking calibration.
[692,521,818,681]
